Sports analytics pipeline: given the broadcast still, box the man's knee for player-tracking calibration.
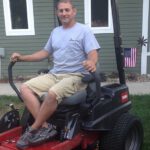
[45,91,57,104]
[20,83,31,94]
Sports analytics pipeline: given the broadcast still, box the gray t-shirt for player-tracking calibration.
[44,23,100,74]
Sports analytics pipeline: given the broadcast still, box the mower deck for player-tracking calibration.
[0,127,99,150]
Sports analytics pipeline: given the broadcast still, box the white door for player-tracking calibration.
[141,0,149,74]
[147,9,150,74]
[147,0,150,74]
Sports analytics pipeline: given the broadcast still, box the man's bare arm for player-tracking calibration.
[11,50,49,62]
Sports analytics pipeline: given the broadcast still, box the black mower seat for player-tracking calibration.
[60,73,98,106]
[60,89,87,106]
[39,72,99,106]
[41,88,87,106]
[40,74,96,106]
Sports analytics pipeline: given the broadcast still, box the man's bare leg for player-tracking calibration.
[31,91,57,129]
[15,86,57,149]
[20,84,41,119]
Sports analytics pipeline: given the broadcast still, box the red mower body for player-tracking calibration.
[0,127,100,150]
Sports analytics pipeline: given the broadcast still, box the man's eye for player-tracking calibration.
[59,9,63,13]
[58,9,70,13]
[65,9,70,12]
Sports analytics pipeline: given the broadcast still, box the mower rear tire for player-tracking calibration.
[99,113,143,150]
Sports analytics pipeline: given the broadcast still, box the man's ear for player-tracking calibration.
[73,7,77,16]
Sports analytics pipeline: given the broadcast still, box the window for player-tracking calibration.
[3,0,35,36]
[84,0,113,34]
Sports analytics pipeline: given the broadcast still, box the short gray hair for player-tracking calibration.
[56,0,75,9]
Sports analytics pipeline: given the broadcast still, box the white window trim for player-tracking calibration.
[3,0,35,36]
[84,0,113,34]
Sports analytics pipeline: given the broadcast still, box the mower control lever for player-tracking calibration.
[90,71,101,101]
[8,61,23,102]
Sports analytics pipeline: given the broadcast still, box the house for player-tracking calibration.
[0,0,149,79]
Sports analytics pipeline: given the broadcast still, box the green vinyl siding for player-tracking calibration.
[119,0,143,74]
[76,0,143,74]
[96,34,117,73]
[95,0,143,74]
[0,0,55,79]
[0,0,143,79]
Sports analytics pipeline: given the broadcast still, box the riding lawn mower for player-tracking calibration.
[0,0,143,149]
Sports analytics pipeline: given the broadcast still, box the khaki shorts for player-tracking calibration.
[24,73,87,103]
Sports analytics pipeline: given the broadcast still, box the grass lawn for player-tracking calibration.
[0,96,24,118]
[0,95,149,149]
[130,95,150,150]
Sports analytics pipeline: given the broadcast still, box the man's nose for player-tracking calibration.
[62,10,67,15]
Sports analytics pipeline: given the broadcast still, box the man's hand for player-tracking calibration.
[83,50,98,72]
[10,53,22,62]
[82,60,96,72]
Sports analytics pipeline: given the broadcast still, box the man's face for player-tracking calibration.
[57,2,76,25]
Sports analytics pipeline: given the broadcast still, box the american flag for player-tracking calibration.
[124,48,137,67]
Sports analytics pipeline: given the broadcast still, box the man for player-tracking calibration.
[11,0,100,149]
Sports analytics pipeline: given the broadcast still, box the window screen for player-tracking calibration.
[91,0,108,27]
[9,0,28,29]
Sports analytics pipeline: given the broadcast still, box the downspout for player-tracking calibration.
[0,48,5,79]
[141,0,149,74]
